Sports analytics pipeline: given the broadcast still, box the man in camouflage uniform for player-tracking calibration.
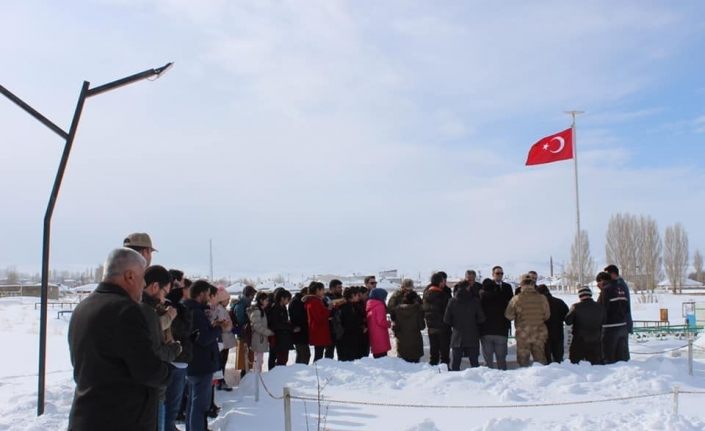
[505,274,550,367]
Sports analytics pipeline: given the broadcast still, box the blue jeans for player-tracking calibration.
[165,366,188,431]
[186,373,213,431]
[158,401,165,431]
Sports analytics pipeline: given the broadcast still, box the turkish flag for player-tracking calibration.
[525,128,573,166]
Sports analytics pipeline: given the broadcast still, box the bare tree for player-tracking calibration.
[692,249,704,283]
[94,264,104,282]
[605,213,639,287]
[5,266,20,284]
[664,223,689,294]
[567,230,595,287]
[636,216,662,292]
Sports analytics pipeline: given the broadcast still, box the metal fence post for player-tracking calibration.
[672,385,680,416]
[283,386,292,431]
[255,359,260,402]
[688,334,694,376]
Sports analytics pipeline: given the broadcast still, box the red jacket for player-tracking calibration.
[304,295,331,347]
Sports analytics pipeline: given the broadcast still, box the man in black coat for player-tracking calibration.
[536,284,569,363]
[423,272,452,366]
[184,280,226,431]
[565,286,605,365]
[597,271,630,363]
[479,266,514,370]
[68,248,171,431]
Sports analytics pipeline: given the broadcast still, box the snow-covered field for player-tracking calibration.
[1,292,704,431]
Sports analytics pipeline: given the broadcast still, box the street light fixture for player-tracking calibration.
[0,62,173,416]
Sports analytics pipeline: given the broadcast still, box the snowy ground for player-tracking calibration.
[1,292,704,430]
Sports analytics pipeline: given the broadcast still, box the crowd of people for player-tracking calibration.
[67,233,633,431]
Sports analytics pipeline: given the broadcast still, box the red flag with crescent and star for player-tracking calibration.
[525,128,573,166]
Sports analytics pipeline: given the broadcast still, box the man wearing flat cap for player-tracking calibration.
[124,232,157,266]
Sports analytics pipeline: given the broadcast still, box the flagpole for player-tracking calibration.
[566,110,584,289]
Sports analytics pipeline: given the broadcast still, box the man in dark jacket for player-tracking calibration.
[444,283,486,370]
[565,286,605,364]
[289,286,311,364]
[164,282,193,431]
[184,280,227,431]
[536,284,569,363]
[68,248,171,431]
[479,266,514,370]
[423,272,452,366]
[324,279,344,359]
[597,271,630,364]
[139,265,181,431]
[604,265,633,333]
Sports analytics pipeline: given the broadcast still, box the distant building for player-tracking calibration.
[0,283,59,300]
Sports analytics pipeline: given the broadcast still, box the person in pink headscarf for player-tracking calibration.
[366,288,391,358]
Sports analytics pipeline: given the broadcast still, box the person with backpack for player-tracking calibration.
[233,285,256,376]
[248,292,274,372]
[367,288,392,358]
[304,282,332,361]
[268,289,293,368]
[393,290,425,363]
[444,281,486,370]
[289,287,311,364]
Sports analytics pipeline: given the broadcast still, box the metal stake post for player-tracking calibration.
[283,386,292,431]
[688,333,694,376]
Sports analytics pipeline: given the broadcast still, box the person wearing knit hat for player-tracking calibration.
[210,286,235,392]
[504,276,550,367]
[565,284,605,365]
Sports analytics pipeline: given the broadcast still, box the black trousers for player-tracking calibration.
[313,346,326,362]
[324,343,336,359]
[570,336,602,365]
[428,329,451,366]
[295,344,311,364]
[545,334,565,363]
[602,326,630,364]
[451,346,480,371]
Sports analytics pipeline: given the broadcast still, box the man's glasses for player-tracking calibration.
[494,272,504,275]
[370,281,377,285]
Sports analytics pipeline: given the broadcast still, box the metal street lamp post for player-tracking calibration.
[0,62,173,415]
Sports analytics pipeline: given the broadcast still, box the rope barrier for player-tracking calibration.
[255,374,685,409]
[630,344,690,355]
[258,373,284,400]
[284,391,673,409]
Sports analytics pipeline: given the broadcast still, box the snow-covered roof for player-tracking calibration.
[658,278,704,288]
[71,283,98,293]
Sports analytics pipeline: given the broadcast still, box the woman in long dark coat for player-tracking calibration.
[337,287,366,361]
[393,290,425,363]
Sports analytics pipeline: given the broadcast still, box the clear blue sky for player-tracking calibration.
[1,0,704,279]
